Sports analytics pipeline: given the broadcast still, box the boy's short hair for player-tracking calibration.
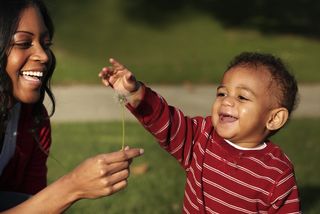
[226,52,299,116]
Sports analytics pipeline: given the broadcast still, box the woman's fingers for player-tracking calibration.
[102,148,144,164]
[99,167,130,196]
[102,160,130,175]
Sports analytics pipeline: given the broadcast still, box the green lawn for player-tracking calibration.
[48,119,320,213]
[46,0,320,85]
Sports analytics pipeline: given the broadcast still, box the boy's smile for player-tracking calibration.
[212,65,276,148]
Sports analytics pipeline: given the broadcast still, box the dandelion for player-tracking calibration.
[117,94,128,150]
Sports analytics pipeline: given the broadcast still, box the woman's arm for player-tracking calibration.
[1,147,144,214]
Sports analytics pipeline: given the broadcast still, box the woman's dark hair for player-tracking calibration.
[0,0,56,133]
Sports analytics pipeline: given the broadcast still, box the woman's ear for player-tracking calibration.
[266,107,289,131]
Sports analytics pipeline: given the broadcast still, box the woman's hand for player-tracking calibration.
[2,147,144,214]
[64,146,144,199]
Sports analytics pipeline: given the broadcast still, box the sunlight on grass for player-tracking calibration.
[48,119,320,213]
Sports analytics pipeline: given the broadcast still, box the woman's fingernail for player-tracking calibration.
[139,148,144,154]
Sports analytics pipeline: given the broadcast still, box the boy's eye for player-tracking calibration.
[238,95,249,101]
[216,92,226,97]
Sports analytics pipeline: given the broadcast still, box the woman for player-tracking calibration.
[0,0,143,213]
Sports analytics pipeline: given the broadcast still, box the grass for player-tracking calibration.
[45,0,320,85]
[48,119,320,213]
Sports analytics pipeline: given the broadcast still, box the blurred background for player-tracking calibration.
[47,0,320,85]
[44,0,320,213]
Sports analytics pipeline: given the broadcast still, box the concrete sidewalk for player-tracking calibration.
[45,84,320,122]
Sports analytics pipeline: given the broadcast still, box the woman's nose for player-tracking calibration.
[30,44,49,63]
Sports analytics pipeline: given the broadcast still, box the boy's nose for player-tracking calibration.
[221,96,235,107]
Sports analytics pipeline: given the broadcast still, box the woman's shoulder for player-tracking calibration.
[19,103,50,130]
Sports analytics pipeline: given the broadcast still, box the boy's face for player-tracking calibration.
[211,65,276,147]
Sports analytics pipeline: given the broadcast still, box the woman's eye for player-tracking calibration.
[13,42,32,49]
[43,41,53,49]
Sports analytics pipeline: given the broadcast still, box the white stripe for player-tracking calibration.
[184,143,192,166]
[170,108,182,141]
[205,206,220,214]
[206,150,276,184]
[201,119,206,132]
[189,166,201,187]
[154,120,169,135]
[192,118,198,125]
[203,163,270,196]
[186,178,203,205]
[183,206,191,214]
[271,185,298,204]
[268,153,290,168]
[247,157,284,173]
[203,192,258,214]
[197,142,205,155]
[193,153,203,171]
[277,173,294,186]
[203,177,269,206]
[285,198,300,204]
[170,137,184,155]
[184,191,199,211]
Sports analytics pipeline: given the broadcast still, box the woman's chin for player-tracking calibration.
[15,93,41,104]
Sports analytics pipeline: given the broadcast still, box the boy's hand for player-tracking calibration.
[99,58,139,95]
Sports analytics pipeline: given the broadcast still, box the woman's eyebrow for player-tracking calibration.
[15,30,34,35]
[15,30,50,38]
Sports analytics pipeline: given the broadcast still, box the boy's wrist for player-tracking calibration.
[126,82,145,108]
[132,81,141,93]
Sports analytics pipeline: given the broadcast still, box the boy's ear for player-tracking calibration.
[266,107,289,131]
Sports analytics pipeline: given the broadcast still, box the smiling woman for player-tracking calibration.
[6,6,53,104]
[0,0,143,213]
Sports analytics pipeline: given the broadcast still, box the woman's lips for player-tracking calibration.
[19,70,44,86]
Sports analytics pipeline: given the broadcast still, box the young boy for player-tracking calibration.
[99,52,301,213]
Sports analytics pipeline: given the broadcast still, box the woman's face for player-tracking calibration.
[6,5,52,104]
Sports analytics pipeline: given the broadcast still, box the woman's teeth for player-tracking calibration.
[21,71,43,79]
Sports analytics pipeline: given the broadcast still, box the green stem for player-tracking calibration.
[121,103,125,150]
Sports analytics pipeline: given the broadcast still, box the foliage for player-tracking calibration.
[44,0,320,84]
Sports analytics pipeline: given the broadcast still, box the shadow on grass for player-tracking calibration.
[300,185,320,212]
[119,0,320,38]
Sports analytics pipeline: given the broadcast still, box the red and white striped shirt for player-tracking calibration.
[128,86,301,213]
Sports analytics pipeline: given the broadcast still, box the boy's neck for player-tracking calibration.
[224,139,267,150]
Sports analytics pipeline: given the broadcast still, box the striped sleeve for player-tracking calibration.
[268,167,301,213]
[128,86,204,169]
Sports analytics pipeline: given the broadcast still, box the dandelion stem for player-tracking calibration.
[121,102,125,150]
